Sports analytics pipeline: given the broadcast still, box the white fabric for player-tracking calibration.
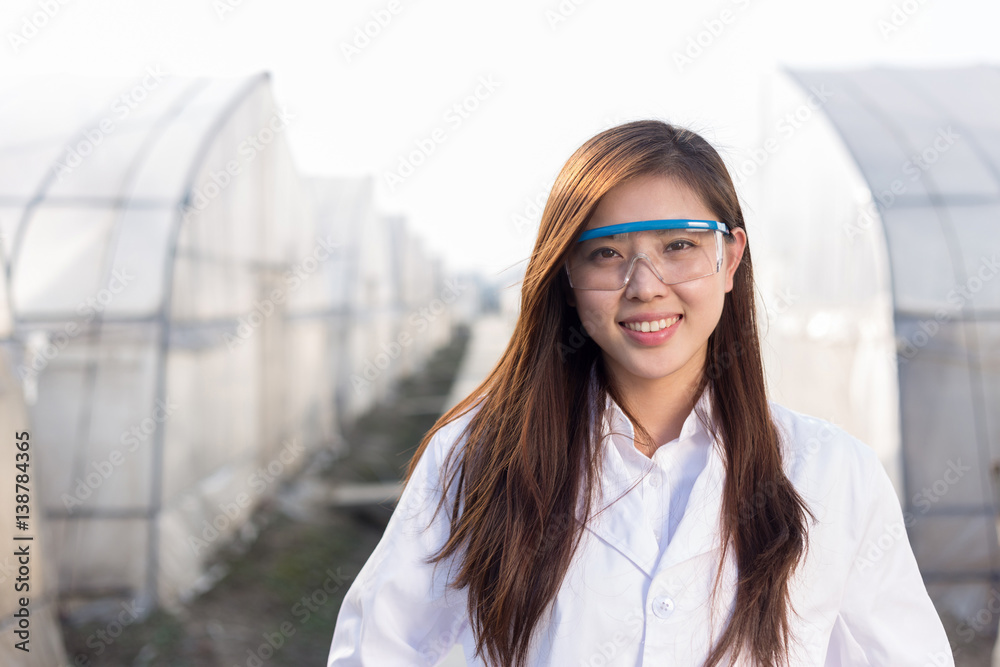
[604,388,712,559]
[327,392,955,666]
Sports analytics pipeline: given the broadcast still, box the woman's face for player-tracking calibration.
[566,173,746,391]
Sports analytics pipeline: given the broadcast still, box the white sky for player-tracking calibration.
[2,0,998,277]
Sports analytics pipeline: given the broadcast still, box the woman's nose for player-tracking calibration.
[623,256,669,300]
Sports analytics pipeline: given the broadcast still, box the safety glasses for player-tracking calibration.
[565,219,730,291]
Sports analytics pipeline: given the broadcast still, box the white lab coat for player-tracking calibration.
[327,392,955,666]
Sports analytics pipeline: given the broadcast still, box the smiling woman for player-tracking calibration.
[564,175,746,450]
[326,120,954,666]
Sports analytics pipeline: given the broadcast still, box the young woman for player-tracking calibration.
[327,120,954,666]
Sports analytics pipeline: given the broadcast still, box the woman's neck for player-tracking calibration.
[608,362,704,457]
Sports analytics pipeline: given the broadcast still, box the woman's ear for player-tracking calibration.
[561,270,577,307]
[724,228,747,293]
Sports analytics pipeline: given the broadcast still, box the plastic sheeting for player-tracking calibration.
[0,73,325,620]
[755,65,1000,622]
[304,178,453,422]
[0,80,461,667]
[0,71,458,644]
[0,259,67,666]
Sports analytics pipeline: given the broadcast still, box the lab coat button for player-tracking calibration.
[648,474,660,487]
[652,595,675,618]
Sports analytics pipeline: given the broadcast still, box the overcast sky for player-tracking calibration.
[2,0,998,277]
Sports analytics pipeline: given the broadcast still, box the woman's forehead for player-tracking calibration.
[588,175,714,224]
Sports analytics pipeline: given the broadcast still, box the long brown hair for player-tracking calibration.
[405,119,813,666]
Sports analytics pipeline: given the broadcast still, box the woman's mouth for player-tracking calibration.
[618,315,682,345]
[621,315,681,333]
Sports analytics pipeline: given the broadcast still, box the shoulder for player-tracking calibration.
[766,400,883,504]
[424,401,483,465]
[402,401,484,510]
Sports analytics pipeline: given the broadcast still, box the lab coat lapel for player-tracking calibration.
[577,373,727,579]
[582,439,662,578]
[659,434,727,571]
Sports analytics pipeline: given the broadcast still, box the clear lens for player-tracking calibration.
[566,229,724,290]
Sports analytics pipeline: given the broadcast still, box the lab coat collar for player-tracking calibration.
[580,372,726,579]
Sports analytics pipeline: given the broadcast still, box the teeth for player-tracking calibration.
[625,316,679,332]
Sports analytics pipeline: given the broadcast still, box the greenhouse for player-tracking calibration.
[0,256,67,666]
[753,65,1000,624]
[303,177,453,423]
[0,71,454,630]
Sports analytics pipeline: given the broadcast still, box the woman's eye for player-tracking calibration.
[590,247,621,260]
[665,240,694,252]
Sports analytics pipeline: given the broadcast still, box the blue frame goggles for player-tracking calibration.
[576,219,730,242]
[566,219,731,291]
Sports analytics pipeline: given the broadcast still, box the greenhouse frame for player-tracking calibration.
[0,70,454,645]
[754,64,1000,626]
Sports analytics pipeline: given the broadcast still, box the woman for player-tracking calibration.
[327,120,954,666]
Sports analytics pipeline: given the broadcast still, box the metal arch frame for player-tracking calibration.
[2,75,210,605]
[149,72,271,607]
[331,179,367,418]
[786,65,1000,584]
[891,66,1000,584]
[2,73,274,608]
[79,80,212,603]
